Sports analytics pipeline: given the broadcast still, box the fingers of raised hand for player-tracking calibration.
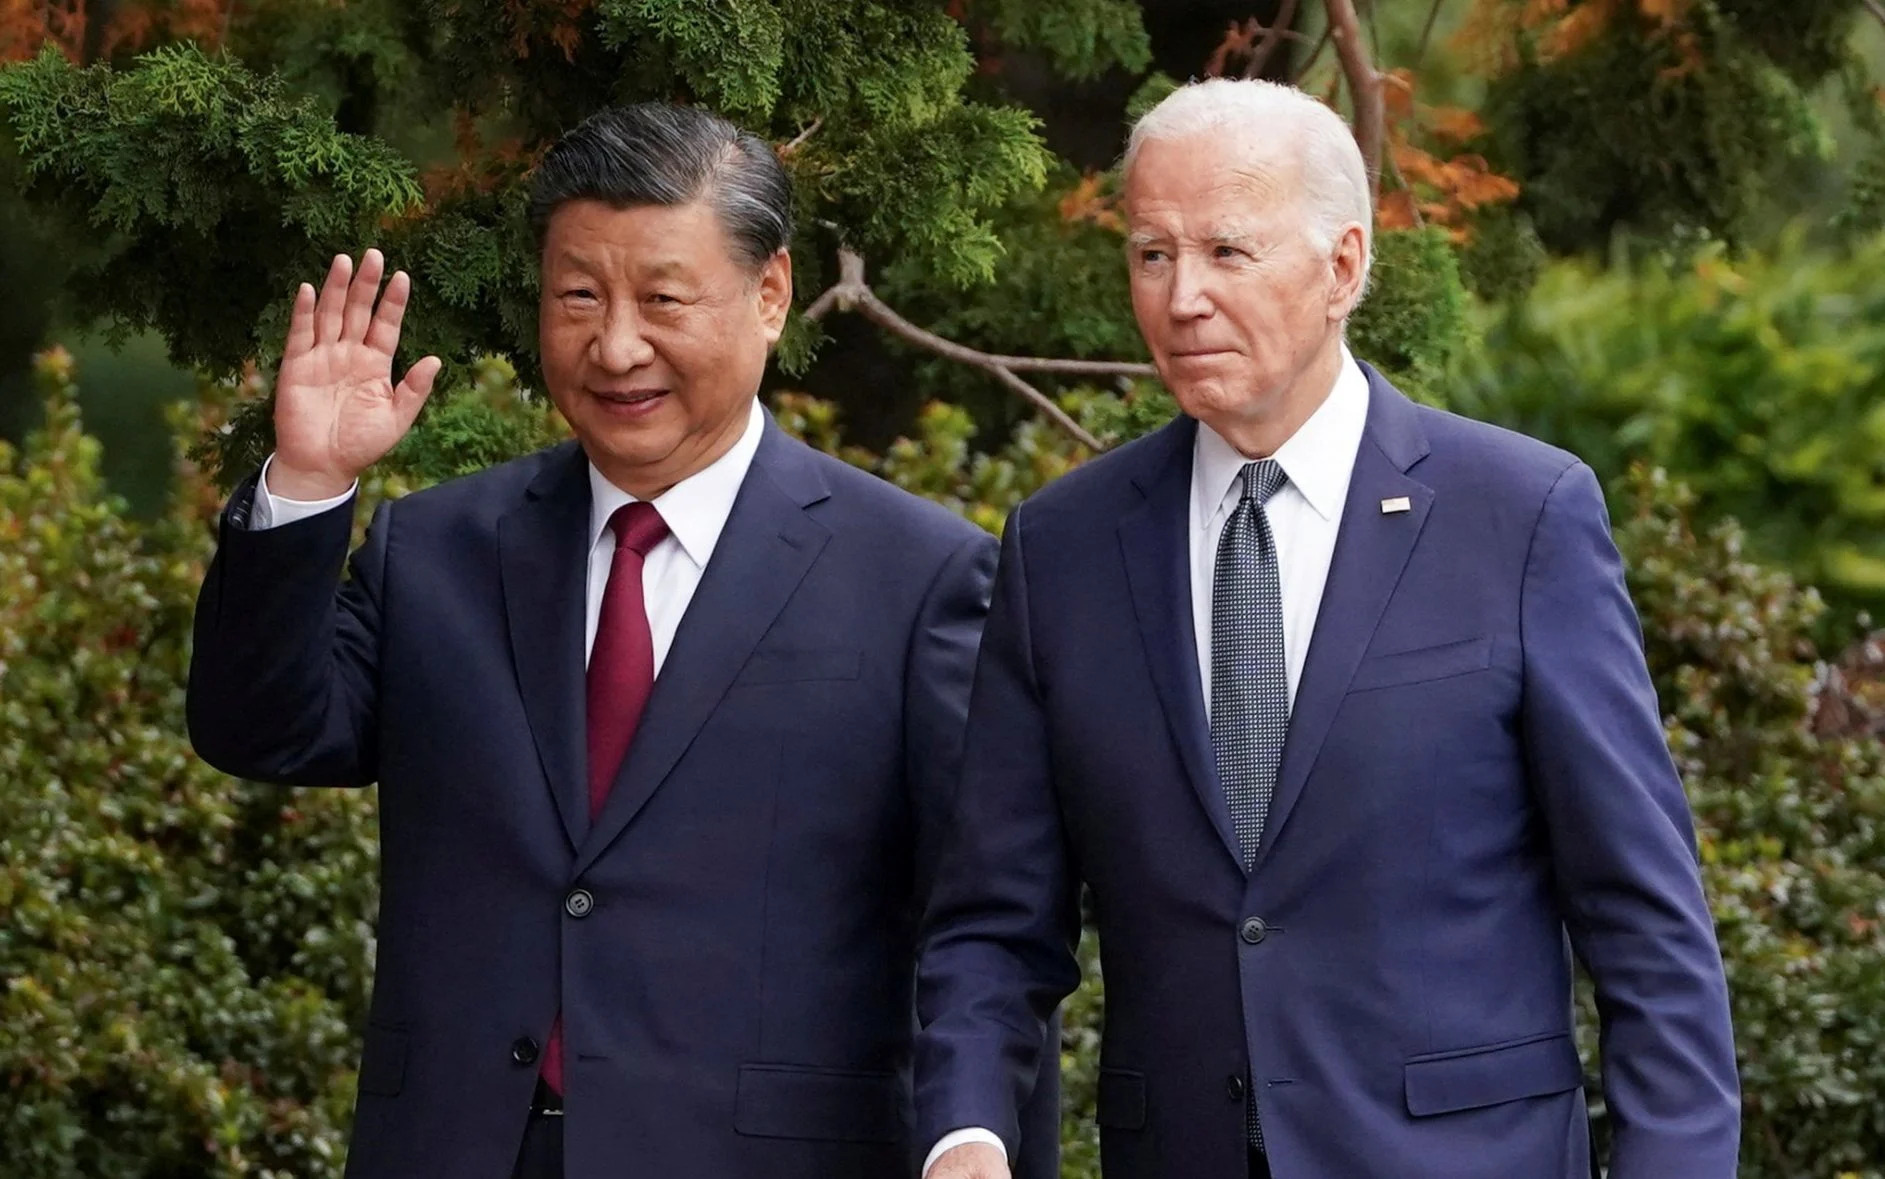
[285,281,317,359]
[364,269,413,357]
[395,355,443,413]
[314,252,353,345]
[341,248,387,344]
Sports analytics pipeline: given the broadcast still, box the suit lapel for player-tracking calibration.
[1262,368,1433,865]
[498,442,593,852]
[573,422,832,878]
[1118,416,1246,870]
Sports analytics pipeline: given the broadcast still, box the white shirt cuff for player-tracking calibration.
[923,1128,1007,1177]
[250,454,357,530]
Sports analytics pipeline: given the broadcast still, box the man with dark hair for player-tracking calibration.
[188,102,1058,1179]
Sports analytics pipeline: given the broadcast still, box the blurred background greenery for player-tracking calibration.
[5,1,1885,1176]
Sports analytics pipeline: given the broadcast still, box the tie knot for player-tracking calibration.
[1238,459,1288,507]
[608,501,669,558]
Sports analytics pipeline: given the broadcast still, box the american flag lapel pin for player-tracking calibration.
[1380,496,1412,514]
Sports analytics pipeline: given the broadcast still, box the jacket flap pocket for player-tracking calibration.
[1350,636,1493,694]
[357,1024,409,1097]
[734,1064,904,1143]
[1096,1069,1148,1130]
[1404,1032,1582,1117]
[735,647,862,685]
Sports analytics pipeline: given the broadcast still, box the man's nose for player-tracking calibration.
[1167,255,1214,321]
[591,305,656,371]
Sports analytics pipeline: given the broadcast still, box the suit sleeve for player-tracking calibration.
[186,473,387,788]
[915,503,1083,1160]
[905,528,1000,905]
[1519,462,1741,1177]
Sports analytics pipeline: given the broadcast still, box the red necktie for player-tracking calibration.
[542,501,670,1095]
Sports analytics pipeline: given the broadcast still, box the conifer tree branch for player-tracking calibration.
[803,248,1145,451]
[1326,0,1386,200]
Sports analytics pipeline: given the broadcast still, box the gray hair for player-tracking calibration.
[1124,78,1373,282]
[529,103,793,270]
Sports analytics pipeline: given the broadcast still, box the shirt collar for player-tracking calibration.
[587,397,766,568]
[1192,347,1371,528]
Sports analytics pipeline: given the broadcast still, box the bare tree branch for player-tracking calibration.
[1243,0,1301,79]
[780,117,823,157]
[1289,23,1334,84]
[1865,0,1885,31]
[1413,0,1448,70]
[801,249,1145,451]
[1326,0,1387,200]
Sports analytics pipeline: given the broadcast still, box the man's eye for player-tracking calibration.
[1214,245,1245,260]
[1139,249,1168,265]
[562,288,597,301]
[648,293,678,305]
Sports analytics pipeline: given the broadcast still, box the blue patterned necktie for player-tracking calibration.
[1210,458,1289,1152]
[1211,458,1291,871]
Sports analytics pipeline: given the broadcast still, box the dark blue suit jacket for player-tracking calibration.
[916,368,1739,1178]
[188,418,1059,1179]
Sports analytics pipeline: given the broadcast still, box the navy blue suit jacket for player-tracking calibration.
[188,418,1059,1179]
[916,368,1739,1178]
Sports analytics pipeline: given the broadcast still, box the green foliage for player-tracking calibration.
[0,45,423,375]
[969,0,1154,81]
[1454,230,1885,621]
[384,356,569,484]
[1347,227,1474,406]
[0,0,1083,480]
[0,353,375,1179]
[1477,0,1849,253]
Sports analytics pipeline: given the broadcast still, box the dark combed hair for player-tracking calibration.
[528,103,794,269]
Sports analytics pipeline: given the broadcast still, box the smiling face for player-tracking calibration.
[1123,132,1367,455]
[538,198,792,499]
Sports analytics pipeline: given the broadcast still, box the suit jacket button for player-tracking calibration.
[511,1037,539,1066]
[1227,1074,1247,1101]
[1239,916,1268,945]
[565,888,595,918]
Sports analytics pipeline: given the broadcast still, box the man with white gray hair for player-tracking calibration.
[915,79,1739,1179]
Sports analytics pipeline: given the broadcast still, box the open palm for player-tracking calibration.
[271,249,441,499]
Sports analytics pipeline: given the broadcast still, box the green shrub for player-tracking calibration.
[1456,231,1885,624]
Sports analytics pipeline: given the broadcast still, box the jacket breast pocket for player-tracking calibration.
[733,1063,905,1143]
[733,646,862,686]
[1348,636,1493,695]
[1403,1031,1583,1117]
[356,1024,409,1097]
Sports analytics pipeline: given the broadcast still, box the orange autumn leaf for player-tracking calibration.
[1637,0,1693,29]
[1376,188,1420,231]
[1058,172,1124,233]
[1542,0,1619,61]
[1427,105,1486,145]
[1382,67,1417,123]
[1204,17,1262,79]
[1,0,86,63]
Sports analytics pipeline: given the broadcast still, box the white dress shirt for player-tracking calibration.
[1191,348,1370,713]
[249,397,767,673]
[924,351,1368,1178]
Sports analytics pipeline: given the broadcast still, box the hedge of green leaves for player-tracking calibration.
[4,353,1884,1177]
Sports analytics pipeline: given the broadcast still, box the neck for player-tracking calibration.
[1208,337,1345,459]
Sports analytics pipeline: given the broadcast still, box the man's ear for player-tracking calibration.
[756,248,793,344]
[1327,223,1370,323]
